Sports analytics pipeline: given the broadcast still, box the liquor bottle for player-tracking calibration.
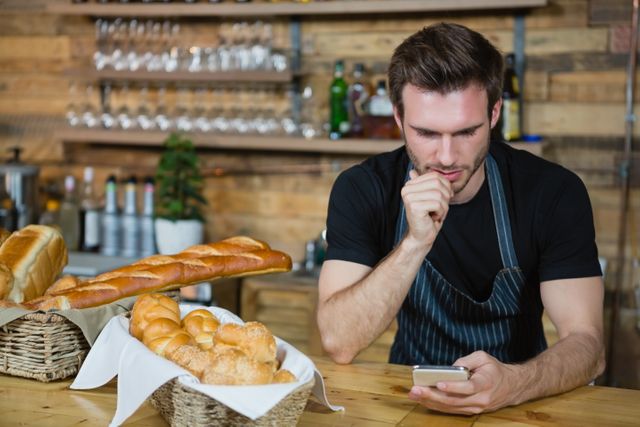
[101,175,121,256]
[366,80,397,139]
[80,167,101,252]
[368,80,393,116]
[329,59,349,140]
[140,176,156,257]
[59,176,80,251]
[501,53,521,142]
[347,62,371,137]
[121,176,140,258]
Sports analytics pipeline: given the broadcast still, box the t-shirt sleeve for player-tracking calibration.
[325,166,383,267]
[537,171,602,282]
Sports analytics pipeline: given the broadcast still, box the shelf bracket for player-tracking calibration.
[290,17,302,126]
[514,13,525,133]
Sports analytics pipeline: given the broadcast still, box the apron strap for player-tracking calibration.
[486,154,520,269]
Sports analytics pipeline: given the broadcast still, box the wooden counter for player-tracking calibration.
[1,357,638,426]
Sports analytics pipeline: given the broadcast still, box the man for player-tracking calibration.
[317,23,605,415]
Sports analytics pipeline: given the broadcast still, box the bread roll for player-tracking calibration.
[147,329,192,357]
[166,344,216,378]
[201,348,274,385]
[272,369,297,383]
[182,309,220,338]
[142,318,181,346]
[0,225,68,303]
[214,321,277,365]
[130,294,180,340]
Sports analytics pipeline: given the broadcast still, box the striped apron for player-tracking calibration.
[389,154,547,365]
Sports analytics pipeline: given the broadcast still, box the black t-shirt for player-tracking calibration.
[325,141,601,301]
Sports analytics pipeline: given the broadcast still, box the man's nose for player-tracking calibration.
[436,135,455,167]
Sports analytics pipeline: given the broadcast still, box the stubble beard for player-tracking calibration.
[404,134,490,195]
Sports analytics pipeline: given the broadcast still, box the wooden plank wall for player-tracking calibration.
[0,0,638,285]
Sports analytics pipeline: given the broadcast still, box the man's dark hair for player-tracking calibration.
[388,22,504,120]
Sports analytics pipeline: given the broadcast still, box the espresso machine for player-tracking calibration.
[0,147,39,231]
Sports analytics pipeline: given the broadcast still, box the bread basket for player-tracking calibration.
[0,311,90,382]
[0,292,180,383]
[150,376,314,427]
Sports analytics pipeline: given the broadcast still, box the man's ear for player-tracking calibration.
[490,99,502,129]
[393,106,403,134]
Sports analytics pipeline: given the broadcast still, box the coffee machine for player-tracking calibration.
[0,147,39,231]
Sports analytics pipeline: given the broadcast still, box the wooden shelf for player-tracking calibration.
[65,69,294,83]
[56,128,544,156]
[56,128,404,155]
[48,0,548,17]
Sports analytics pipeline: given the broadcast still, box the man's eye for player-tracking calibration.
[416,130,438,138]
[459,130,476,137]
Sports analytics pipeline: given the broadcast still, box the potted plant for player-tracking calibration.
[154,133,207,254]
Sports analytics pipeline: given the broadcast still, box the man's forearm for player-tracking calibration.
[509,330,605,405]
[318,236,429,363]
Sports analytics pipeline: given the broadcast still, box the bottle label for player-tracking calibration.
[84,210,100,247]
[122,215,140,258]
[502,99,521,141]
[101,213,120,256]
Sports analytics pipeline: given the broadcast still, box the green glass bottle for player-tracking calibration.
[329,60,349,140]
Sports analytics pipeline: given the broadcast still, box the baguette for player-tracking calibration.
[0,225,68,303]
[24,236,291,311]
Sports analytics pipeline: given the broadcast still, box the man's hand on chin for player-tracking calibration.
[408,351,521,415]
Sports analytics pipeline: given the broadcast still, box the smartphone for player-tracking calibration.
[412,365,470,387]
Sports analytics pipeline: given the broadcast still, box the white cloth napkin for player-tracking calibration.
[71,305,343,426]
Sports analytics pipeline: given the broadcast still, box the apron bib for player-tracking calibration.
[390,154,547,365]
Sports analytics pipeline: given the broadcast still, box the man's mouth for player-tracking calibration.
[433,169,463,182]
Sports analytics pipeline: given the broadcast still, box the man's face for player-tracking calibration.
[394,83,501,204]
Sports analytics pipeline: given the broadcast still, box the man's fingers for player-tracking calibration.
[454,351,491,370]
[436,379,478,396]
[409,385,487,415]
[409,169,419,180]
[406,200,449,222]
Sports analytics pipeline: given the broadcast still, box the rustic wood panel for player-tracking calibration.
[527,52,629,72]
[589,0,632,26]
[307,27,607,59]
[527,0,588,29]
[524,102,636,136]
[523,70,549,101]
[0,36,71,60]
[549,70,639,103]
[204,188,329,218]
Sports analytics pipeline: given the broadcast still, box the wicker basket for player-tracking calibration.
[0,311,89,382]
[150,377,315,427]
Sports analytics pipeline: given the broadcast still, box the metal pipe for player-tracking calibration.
[605,0,639,386]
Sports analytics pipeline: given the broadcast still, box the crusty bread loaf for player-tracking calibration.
[44,275,81,295]
[24,236,291,311]
[0,225,68,303]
